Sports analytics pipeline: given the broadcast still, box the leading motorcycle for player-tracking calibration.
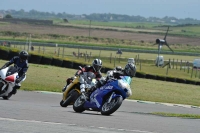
[0,66,19,99]
[73,75,132,115]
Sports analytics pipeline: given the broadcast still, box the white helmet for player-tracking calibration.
[124,63,136,77]
[92,59,102,72]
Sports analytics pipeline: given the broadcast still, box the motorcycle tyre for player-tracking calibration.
[73,96,85,113]
[101,96,123,116]
[3,93,12,100]
[60,90,79,107]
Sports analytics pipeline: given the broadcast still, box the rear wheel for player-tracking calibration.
[73,95,85,113]
[101,96,123,115]
[60,90,80,107]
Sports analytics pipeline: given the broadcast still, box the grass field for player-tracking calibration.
[56,20,200,37]
[9,45,200,81]
[0,60,200,106]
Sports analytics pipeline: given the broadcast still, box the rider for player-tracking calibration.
[62,58,103,93]
[84,63,137,100]
[0,50,29,94]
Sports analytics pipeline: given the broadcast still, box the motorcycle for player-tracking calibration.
[73,75,132,115]
[0,66,19,100]
[60,66,96,107]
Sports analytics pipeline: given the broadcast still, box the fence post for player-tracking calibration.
[114,56,116,67]
[191,68,193,78]
[180,60,182,70]
[176,59,178,69]
[166,64,169,75]
[187,62,190,73]
[110,53,112,63]
[173,58,174,69]
[169,59,171,68]
[88,52,92,62]
[184,61,186,72]
[43,46,45,54]
[135,55,137,65]
[84,53,86,62]
[62,47,64,58]
[78,48,80,59]
[140,59,141,71]
[58,48,60,57]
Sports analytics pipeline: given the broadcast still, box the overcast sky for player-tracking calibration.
[1,0,199,19]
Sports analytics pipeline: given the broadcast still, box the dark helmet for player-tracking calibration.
[19,50,29,61]
[124,63,136,77]
[92,59,102,72]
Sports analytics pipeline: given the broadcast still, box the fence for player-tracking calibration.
[1,40,200,82]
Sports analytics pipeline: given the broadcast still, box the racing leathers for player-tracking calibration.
[0,56,29,93]
[63,65,102,93]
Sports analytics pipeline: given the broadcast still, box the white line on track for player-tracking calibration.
[0,117,157,133]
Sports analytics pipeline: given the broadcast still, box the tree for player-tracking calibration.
[63,18,68,23]
[4,14,12,18]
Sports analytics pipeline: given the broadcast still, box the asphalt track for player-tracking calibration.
[0,91,200,133]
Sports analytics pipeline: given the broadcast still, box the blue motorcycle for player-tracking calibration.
[73,76,132,115]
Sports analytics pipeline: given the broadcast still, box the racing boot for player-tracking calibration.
[81,92,89,101]
[12,84,21,95]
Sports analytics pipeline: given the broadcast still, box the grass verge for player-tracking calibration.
[151,112,200,119]
[0,60,200,106]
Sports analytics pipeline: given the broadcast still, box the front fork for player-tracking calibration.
[107,92,115,103]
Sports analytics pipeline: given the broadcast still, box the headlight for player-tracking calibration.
[118,80,132,97]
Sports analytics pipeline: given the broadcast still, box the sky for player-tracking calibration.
[0,0,200,20]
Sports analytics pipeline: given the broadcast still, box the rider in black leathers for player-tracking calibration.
[0,50,29,94]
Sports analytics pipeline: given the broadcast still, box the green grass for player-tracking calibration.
[56,20,200,37]
[8,44,200,81]
[62,20,162,29]
[151,112,200,119]
[1,60,200,106]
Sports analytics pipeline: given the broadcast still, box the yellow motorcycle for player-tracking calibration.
[60,67,96,107]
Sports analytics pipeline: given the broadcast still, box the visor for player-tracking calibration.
[94,65,102,71]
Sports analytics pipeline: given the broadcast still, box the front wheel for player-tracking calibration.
[101,96,123,115]
[3,93,12,100]
[60,90,80,107]
[73,95,85,113]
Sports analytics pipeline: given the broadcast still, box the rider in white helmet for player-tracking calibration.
[85,63,136,100]
[62,59,103,94]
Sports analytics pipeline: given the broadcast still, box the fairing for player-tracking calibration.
[83,76,132,110]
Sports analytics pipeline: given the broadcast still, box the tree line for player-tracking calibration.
[0,9,200,24]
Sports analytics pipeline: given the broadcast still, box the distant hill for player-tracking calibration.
[1,9,200,25]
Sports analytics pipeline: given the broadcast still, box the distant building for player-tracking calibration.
[170,20,176,23]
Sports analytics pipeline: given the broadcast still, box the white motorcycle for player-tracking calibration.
[0,66,20,99]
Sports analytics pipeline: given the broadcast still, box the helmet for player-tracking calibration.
[124,63,136,77]
[92,59,102,72]
[19,50,28,61]
[115,66,123,71]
